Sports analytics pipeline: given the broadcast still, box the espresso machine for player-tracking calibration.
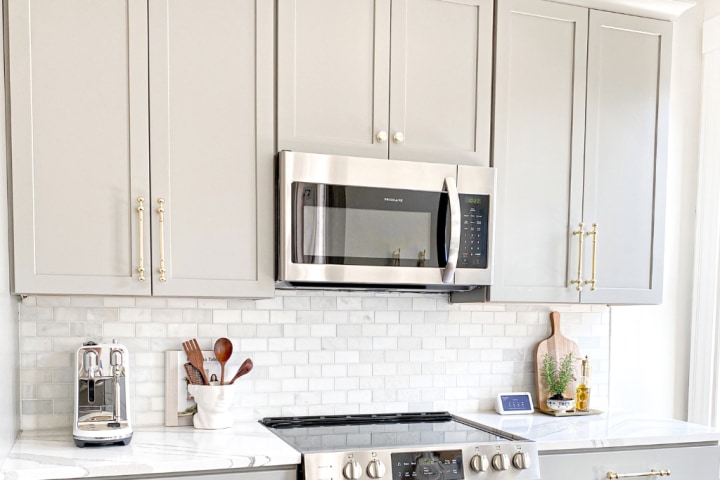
[73,340,133,447]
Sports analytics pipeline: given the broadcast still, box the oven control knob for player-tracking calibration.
[470,454,489,472]
[366,459,386,479]
[513,452,531,470]
[343,460,362,480]
[491,453,510,471]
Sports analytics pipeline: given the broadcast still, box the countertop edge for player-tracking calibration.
[1,422,301,480]
[455,411,720,452]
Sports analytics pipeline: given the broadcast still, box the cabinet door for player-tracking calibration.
[8,0,151,295]
[389,0,492,166]
[539,444,720,480]
[488,0,587,303]
[148,0,274,298]
[277,0,391,158]
[581,12,671,304]
[159,468,296,480]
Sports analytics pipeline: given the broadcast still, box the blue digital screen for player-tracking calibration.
[501,394,531,411]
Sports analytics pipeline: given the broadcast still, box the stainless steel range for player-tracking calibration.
[260,412,541,480]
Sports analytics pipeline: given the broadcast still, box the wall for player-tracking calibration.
[0,5,20,457]
[609,1,705,420]
[17,293,609,429]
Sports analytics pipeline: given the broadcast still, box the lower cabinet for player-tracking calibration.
[539,444,720,479]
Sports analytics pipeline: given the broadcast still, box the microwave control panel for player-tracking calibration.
[458,194,489,269]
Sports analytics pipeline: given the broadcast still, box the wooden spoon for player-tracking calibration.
[213,337,233,385]
[229,358,254,384]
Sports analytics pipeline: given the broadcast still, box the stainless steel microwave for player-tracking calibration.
[277,151,496,291]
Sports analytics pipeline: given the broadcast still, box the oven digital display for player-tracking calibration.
[391,450,464,479]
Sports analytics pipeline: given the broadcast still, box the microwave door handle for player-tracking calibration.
[312,184,326,262]
[443,177,461,283]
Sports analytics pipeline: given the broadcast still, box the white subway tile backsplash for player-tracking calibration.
[36,296,72,307]
[103,297,136,308]
[197,323,228,339]
[167,298,198,309]
[197,299,228,310]
[136,322,167,338]
[182,309,212,324]
[151,309,182,323]
[17,292,610,429]
[119,308,151,323]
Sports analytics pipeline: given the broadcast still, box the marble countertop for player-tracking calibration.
[4,411,720,479]
[457,411,720,451]
[0,422,301,480]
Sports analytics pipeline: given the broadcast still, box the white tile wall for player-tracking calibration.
[17,291,610,430]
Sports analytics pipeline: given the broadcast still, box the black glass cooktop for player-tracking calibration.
[260,412,511,453]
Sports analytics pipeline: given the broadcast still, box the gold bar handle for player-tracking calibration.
[607,469,671,479]
[584,223,598,291]
[157,198,167,282]
[570,222,584,291]
[136,197,145,281]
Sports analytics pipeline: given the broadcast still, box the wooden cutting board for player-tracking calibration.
[534,311,581,412]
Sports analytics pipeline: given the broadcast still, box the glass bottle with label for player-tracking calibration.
[575,356,591,412]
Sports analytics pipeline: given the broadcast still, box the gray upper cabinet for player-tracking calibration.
[8,0,151,296]
[277,0,493,166]
[580,11,671,304]
[148,0,274,298]
[489,0,671,304]
[8,0,273,298]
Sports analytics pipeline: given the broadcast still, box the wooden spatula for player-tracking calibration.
[534,311,581,412]
[182,338,209,385]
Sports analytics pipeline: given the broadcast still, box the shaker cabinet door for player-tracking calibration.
[277,0,492,166]
[540,444,720,480]
[8,0,151,295]
[580,12,671,304]
[488,0,588,303]
[277,0,391,159]
[148,0,274,298]
[388,0,492,166]
[486,2,671,305]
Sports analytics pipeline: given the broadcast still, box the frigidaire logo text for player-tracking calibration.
[383,197,404,203]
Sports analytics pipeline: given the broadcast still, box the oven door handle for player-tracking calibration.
[443,177,461,284]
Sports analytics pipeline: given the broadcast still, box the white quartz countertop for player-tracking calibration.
[457,411,720,451]
[4,412,720,480]
[0,421,301,480]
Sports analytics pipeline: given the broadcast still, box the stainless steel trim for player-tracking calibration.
[302,442,540,480]
[442,176,460,283]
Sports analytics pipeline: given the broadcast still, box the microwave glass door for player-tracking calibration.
[292,183,448,268]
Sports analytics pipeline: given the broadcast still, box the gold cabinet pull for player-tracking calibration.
[157,198,167,282]
[136,197,145,281]
[607,469,671,479]
[570,222,584,291]
[584,223,598,291]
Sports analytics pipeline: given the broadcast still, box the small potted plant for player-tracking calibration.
[541,352,575,412]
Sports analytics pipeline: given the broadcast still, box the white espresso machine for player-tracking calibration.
[73,340,133,447]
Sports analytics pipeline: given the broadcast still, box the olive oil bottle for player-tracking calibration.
[575,356,591,412]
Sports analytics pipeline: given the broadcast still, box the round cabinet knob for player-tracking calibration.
[491,453,510,471]
[343,461,362,480]
[366,459,386,479]
[470,454,489,472]
[393,132,405,144]
[376,131,388,143]
[512,452,531,470]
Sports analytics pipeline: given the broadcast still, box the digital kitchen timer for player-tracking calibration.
[495,392,534,415]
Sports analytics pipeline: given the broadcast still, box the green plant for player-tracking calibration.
[541,353,575,399]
